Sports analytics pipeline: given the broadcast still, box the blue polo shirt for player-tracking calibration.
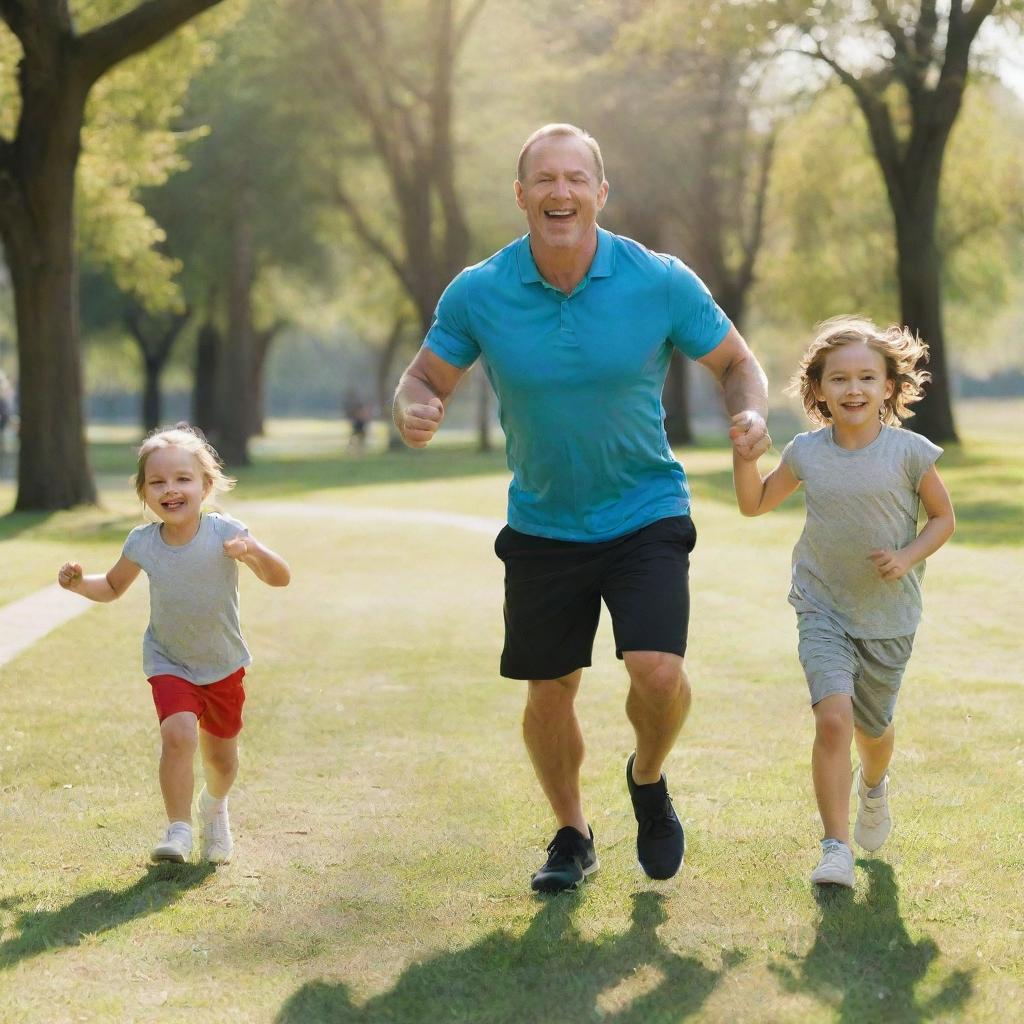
[425,227,731,541]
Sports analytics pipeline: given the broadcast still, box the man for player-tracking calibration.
[393,124,770,893]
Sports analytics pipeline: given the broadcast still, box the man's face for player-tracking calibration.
[514,135,608,253]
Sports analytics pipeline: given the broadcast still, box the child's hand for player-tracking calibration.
[58,562,83,591]
[729,411,771,461]
[868,548,912,581]
[223,537,249,561]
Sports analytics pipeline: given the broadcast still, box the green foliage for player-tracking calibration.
[752,81,1024,364]
[0,4,239,313]
[77,3,241,312]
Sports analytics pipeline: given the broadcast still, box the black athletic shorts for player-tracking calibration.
[493,515,697,680]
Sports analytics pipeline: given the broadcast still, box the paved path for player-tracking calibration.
[0,503,504,669]
[0,584,92,668]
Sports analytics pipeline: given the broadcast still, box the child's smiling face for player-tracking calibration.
[141,445,210,526]
[814,341,895,428]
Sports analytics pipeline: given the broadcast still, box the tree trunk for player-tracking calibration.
[3,113,96,509]
[663,350,693,447]
[376,316,407,451]
[248,324,281,438]
[142,357,162,432]
[894,207,958,441]
[219,189,254,465]
[476,361,492,452]
[192,318,221,439]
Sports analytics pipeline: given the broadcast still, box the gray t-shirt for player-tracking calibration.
[781,425,942,639]
[123,511,252,684]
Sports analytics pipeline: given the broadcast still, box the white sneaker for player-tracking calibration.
[810,839,855,887]
[151,822,193,863]
[854,769,892,852]
[197,787,234,864]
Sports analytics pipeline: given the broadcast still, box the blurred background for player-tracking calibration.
[1,0,1022,509]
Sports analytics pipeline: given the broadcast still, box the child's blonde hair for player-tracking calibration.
[788,315,931,426]
[134,423,236,501]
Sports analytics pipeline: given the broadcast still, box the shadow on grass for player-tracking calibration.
[771,861,973,1023]
[276,892,739,1024]
[0,510,55,541]
[0,863,215,970]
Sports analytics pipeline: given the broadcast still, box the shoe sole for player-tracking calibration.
[854,826,891,853]
[531,859,600,894]
[636,856,684,881]
[151,850,188,864]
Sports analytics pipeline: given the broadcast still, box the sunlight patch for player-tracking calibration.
[595,964,666,1016]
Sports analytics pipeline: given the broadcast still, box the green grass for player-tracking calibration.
[0,399,1021,1023]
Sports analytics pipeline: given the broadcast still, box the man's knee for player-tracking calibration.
[626,651,686,704]
[525,672,582,716]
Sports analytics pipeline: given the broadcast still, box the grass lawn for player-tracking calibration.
[0,400,1021,1023]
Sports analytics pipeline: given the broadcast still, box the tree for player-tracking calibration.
[754,80,1024,358]
[778,0,1017,441]
[151,0,327,462]
[0,0,226,510]
[535,0,778,443]
[288,0,491,447]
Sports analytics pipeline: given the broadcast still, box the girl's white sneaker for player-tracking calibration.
[810,839,855,887]
[151,822,193,863]
[854,770,892,852]
[197,787,234,864]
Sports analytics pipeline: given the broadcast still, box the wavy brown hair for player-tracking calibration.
[787,316,931,426]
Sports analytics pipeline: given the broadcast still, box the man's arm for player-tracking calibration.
[393,347,470,448]
[696,325,771,461]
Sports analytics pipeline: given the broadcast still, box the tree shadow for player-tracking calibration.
[0,509,55,541]
[0,863,215,970]
[276,891,739,1024]
[770,860,974,1023]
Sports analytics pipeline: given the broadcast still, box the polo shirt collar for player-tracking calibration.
[516,227,616,287]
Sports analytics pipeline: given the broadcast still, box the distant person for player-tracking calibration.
[344,389,374,452]
[57,424,291,864]
[732,316,954,888]
[393,123,770,893]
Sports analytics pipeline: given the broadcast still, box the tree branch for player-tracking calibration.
[454,0,488,53]
[0,0,27,36]
[76,0,224,84]
[330,177,413,296]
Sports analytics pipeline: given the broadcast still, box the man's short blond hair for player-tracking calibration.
[517,123,605,183]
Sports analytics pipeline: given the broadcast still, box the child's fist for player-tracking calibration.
[223,537,249,560]
[58,562,83,590]
[868,548,911,581]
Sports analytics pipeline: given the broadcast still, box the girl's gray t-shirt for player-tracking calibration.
[123,511,252,684]
[781,425,942,639]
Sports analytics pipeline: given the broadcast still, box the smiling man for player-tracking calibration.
[393,123,770,893]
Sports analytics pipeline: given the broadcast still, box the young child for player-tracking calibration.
[58,424,290,864]
[732,316,954,888]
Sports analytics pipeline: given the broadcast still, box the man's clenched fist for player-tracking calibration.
[400,396,445,448]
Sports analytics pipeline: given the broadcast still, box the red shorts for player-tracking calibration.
[148,667,246,739]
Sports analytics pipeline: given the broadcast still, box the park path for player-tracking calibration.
[0,501,504,669]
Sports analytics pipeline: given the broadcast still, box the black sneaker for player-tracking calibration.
[626,752,685,880]
[530,825,599,893]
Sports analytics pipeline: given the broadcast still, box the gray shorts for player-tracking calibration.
[796,610,914,737]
